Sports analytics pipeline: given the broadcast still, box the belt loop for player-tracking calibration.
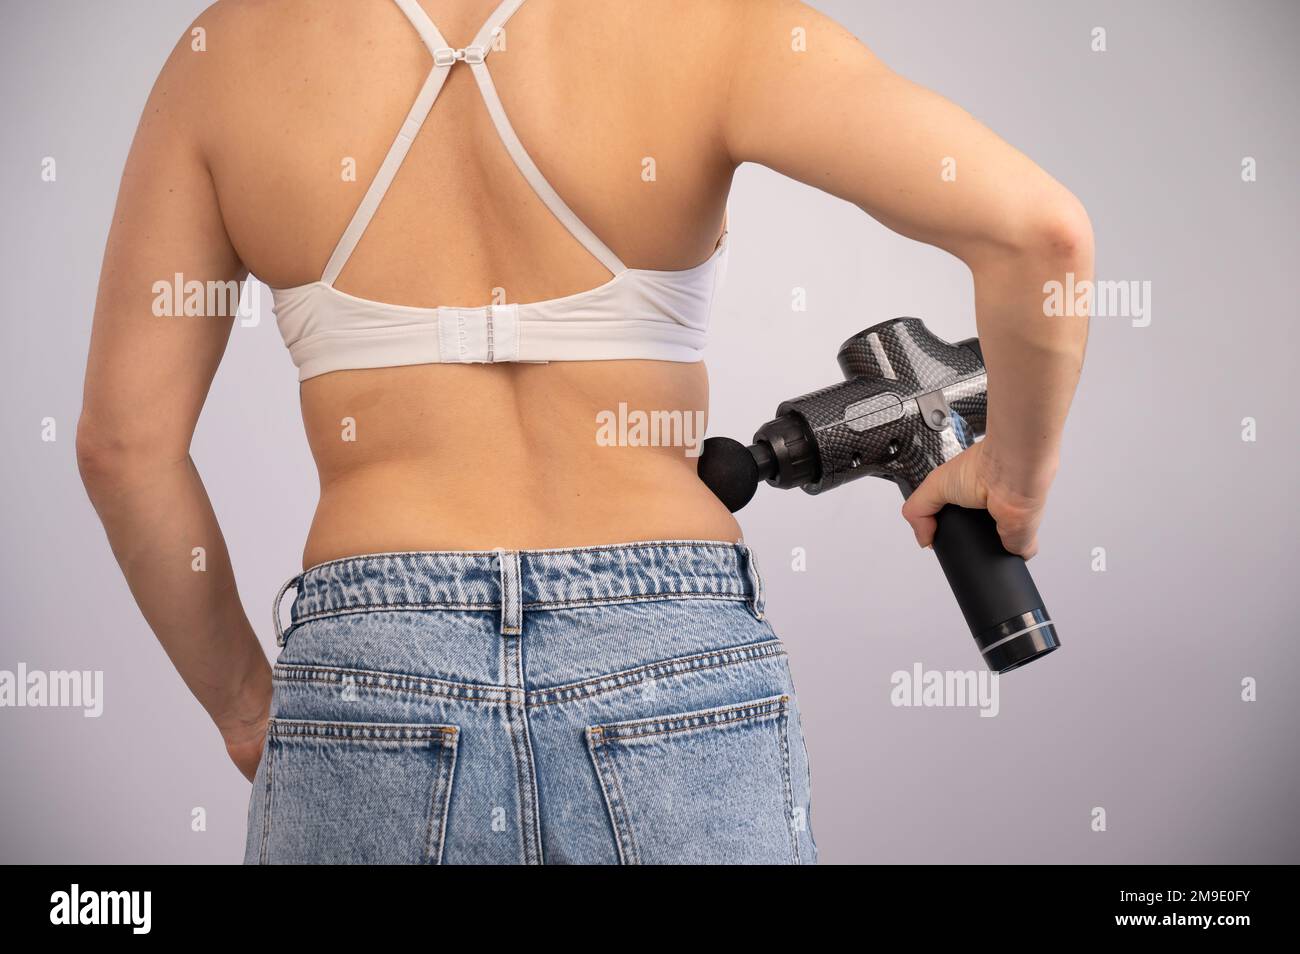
[741,545,766,620]
[273,572,303,647]
[497,549,523,636]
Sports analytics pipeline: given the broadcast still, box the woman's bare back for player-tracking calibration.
[201,0,742,565]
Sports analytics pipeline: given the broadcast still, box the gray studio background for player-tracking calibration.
[2,0,1296,864]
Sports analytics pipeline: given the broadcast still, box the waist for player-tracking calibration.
[298,359,735,566]
[287,541,762,618]
[304,456,740,568]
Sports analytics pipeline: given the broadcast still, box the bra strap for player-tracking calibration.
[320,65,454,286]
[321,0,457,286]
[468,61,627,274]
[466,0,626,274]
[321,0,627,287]
[391,0,450,56]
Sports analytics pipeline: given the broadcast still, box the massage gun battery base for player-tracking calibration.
[929,505,1059,673]
[698,317,1060,674]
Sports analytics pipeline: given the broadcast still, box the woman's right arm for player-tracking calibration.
[77,15,270,780]
[718,0,1093,558]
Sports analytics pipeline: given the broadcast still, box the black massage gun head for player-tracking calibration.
[696,437,764,513]
[697,413,818,512]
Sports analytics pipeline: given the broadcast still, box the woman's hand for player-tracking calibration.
[900,440,1056,560]
[215,672,272,783]
[223,722,269,783]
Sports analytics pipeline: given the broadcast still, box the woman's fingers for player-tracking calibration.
[900,473,944,548]
[987,499,1042,560]
[901,451,987,548]
[900,444,1051,559]
[994,518,1036,559]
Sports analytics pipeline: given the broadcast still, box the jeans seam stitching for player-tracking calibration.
[779,708,798,864]
[268,717,458,741]
[273,664,517,704]
[426,739,457,864]
[272,646,786,709]
[292,540,748,579]
[589,742,638,865]
[285,591,752,628]
[588,695,789,742]
[258,741,275,864]
[527,641,785,706]
[503,638,543,865]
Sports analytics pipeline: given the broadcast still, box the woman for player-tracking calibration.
[77,0,1091,864]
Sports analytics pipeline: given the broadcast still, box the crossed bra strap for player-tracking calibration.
[319,0,628,287]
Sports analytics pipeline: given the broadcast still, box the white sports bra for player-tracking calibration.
[272,0,729,382]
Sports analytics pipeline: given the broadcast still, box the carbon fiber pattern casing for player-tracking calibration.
[771,318,987,495]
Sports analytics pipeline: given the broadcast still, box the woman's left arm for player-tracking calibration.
[76,18,269,781]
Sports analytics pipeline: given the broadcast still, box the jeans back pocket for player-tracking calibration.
[257,718,459,865]
[586,695,798,865]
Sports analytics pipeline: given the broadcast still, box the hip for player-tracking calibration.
[245,541,817,865]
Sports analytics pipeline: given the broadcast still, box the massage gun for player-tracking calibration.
[697,317,1059,673]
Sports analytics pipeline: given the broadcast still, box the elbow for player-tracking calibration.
[75,419,125,494]
[965,190,1095,270]
[75,416,184,494]
[1025,191,1094,264]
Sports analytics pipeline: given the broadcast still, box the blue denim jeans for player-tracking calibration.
[243,541,817,865]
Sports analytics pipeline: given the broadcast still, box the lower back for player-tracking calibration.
[298,359,740,568]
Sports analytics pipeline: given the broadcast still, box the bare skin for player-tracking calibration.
[77,0,1092,781]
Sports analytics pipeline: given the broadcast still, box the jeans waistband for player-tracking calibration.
[273,540,767,646]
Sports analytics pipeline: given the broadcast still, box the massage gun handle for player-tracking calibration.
[930,505,1060,673]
